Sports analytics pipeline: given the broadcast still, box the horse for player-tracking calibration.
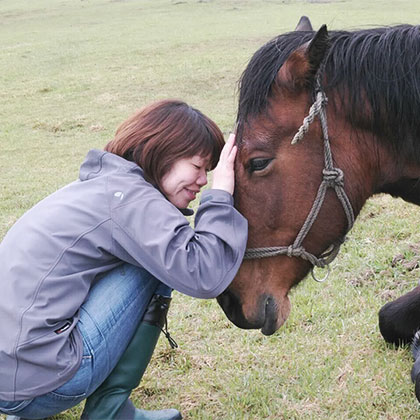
[217,18,420,346]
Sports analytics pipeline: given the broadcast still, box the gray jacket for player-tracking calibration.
[0,150,247,400]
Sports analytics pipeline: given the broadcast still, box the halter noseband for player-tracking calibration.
[243,77,355,282]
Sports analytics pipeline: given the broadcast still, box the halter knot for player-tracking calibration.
[322,168,344,187]
[287,245,304,258]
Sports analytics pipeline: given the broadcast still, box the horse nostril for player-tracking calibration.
[262,295,278,336]
[218,289,265,330]
[217,290,234,319]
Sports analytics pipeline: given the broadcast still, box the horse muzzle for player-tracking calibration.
[217,289,289,336]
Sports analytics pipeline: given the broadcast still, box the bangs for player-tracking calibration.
[173,106,224,170]
[188,127,223,170]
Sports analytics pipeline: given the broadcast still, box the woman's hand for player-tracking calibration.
[211,133,237,195]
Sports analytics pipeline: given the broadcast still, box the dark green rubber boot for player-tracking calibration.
[81,295,181,420]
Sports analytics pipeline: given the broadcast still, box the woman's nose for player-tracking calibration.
[197,169,208,187]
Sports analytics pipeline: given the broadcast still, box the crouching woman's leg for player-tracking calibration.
[0,264,181,420]
[81,280,181,420]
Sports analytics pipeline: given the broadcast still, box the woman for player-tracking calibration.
[0,100,247,420]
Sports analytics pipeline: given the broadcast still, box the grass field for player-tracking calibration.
[2,0,420,418]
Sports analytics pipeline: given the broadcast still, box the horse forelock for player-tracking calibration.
[237,31,312,131]
[238,25,420,163]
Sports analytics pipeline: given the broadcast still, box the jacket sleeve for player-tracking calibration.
[110,187,248,299]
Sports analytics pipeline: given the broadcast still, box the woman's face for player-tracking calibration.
[161,155,211,208]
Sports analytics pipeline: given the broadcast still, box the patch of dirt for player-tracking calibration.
[348,268,376,287]
[391,243,420,272]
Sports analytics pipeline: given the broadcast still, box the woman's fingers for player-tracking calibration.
[211,132,237,195]
[228,145,237,163]
[220,132,236,160]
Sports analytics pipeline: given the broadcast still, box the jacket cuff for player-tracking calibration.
[200,189,234,206]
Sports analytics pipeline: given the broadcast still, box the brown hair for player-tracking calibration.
[105,99,224,189]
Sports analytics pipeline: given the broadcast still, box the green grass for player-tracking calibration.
[2,0,420,418]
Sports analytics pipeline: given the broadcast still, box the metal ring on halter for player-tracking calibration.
[311,264,331,283]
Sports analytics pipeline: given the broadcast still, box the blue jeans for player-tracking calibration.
[0,264,172,419]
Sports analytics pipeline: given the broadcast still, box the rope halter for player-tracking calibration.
[243,78,355,282]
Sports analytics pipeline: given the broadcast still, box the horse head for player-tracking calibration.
[218,20,420,335]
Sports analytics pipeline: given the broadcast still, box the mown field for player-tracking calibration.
[2,0,420,419]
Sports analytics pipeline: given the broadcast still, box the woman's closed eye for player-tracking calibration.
[193,163,210,172]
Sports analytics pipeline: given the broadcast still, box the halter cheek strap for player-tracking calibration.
[243,79,355,282]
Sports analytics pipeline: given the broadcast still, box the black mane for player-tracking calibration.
[238,25,420,162]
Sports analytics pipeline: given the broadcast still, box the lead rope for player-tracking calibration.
[243,78,355,282]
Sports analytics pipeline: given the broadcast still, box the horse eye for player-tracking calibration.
[249,158,273,172]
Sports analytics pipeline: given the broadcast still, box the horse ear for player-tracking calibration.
[295,16,313,31]
[277,25,329,90]
[307,25,329,72]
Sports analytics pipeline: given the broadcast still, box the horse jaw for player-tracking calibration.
[217,258,307,335]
